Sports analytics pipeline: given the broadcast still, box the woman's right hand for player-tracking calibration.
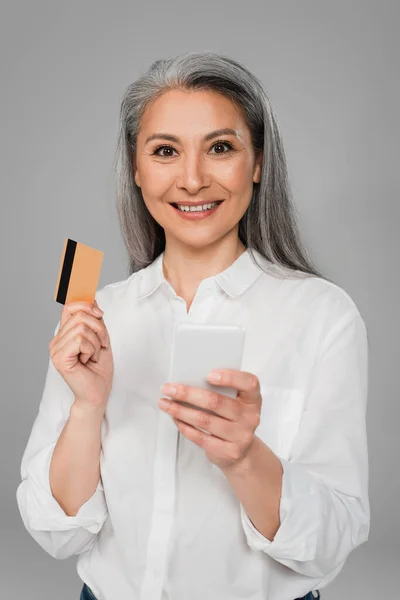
[49,298,114,410]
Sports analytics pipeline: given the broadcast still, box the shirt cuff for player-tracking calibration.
[25,442,108,533]
[240,457,319,561]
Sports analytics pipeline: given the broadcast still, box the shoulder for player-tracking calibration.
[255,255,366,332]
[94,271,141,313]
[289,273,368,347]
[252,251,360,315]
[298,275,363,319]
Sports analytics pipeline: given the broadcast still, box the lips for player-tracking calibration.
[170,200,224,208]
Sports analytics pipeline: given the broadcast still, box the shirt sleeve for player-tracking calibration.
[240,301,370,582]
[16,319,109,560]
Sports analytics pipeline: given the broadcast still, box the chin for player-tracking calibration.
[168,230,233,249]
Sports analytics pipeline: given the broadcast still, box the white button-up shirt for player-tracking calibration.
[16,248,370,600]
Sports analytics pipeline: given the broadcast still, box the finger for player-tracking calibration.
[172,416,240,462]
[160,398,238,442]
[52,332,97,367]
[51,323,103,363]
[76,336,98,365]
[207,369,260,403]
[52,326,101,364]
[162,384,241,421]
[60,300,103,328]
[54,311,109,349]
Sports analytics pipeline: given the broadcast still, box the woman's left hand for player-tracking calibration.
[159,369,262,471]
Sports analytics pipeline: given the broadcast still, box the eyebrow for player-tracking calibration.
[144,128,243,145]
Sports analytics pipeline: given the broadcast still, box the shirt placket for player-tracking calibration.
[139,283,222,600]
[138,383,178,600]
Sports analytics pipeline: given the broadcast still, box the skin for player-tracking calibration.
[133,89,283,541]
[133,88,262,310]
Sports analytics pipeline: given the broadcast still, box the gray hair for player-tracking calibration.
[113,50,329,282]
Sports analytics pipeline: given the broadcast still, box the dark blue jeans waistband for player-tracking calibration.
[80,583,97,600]
[80,582,320,600]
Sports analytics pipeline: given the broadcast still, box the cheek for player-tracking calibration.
[215,160,253,192]
[140,164,173,195]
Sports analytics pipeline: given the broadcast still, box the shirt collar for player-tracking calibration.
[136,247,266,300]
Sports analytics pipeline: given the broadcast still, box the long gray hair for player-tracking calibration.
[113,51,329,282]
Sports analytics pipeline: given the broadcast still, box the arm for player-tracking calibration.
[231,305,370,583]
[16,320,109,560]
[222,436,283,542]
[50,401,105,517]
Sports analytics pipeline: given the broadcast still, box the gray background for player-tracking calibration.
[1,1,398,598]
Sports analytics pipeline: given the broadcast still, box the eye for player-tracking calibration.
[210,140,234,154]
[152,145,176,158]
[151,140,234,158]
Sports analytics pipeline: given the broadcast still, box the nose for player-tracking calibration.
[176,152,211,195]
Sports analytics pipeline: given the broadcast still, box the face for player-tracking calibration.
[133,89,262,251]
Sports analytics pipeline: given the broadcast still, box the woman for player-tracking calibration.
[16,51,369,600]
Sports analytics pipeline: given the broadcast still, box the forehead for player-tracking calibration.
[138,89,250,140]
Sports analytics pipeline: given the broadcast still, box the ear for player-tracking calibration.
[253,151,262,184]
[133,156,141,187]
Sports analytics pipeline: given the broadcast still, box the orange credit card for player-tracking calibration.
[54,238,104,305]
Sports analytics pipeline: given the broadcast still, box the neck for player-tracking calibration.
[162,236,246,303]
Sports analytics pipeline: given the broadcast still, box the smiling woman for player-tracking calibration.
[131,86,265,295]
[114,52,328,280]
[17,51,368,600]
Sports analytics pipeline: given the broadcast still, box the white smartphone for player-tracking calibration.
[167,323,246,423]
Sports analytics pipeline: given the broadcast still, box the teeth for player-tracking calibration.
[176,201,220,212]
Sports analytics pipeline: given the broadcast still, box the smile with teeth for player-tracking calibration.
[173,201,222,212]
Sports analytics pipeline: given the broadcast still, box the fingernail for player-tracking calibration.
[208,371,221,382]
[161,384,176,396]
[93,308,103,316]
